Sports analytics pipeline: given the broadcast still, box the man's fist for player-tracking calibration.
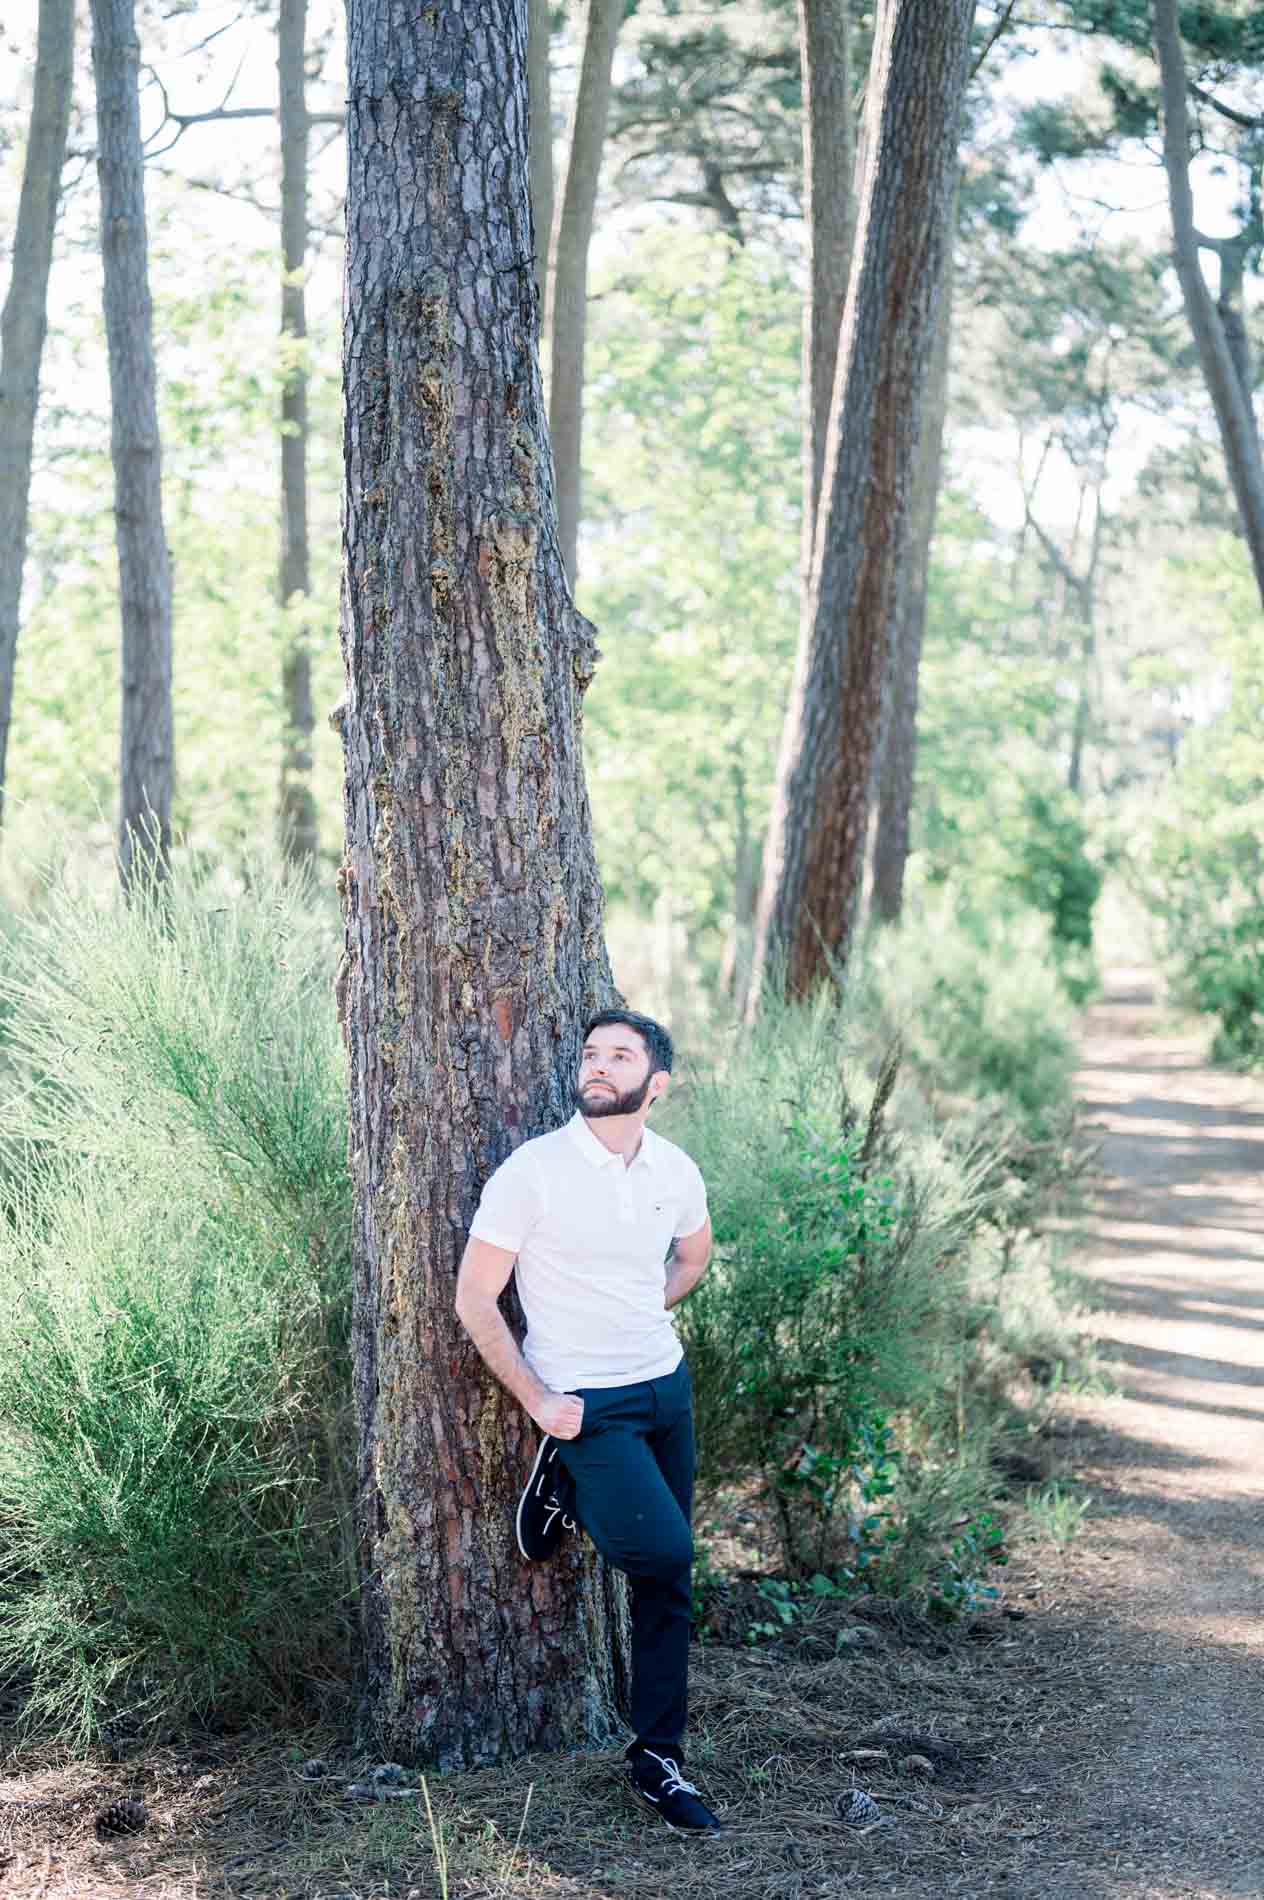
[533,1391,584,1440]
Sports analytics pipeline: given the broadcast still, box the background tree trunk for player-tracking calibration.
[1154,0,1264,607]
[340,0,626,1768]
[0,0,75,832]
[90,0,175,890]
[870,181,956,926]
[748,0,975,1008]
[277,0,320,868]
[799,0,856,588]
[527,0,555,320]
[546,0,623,587]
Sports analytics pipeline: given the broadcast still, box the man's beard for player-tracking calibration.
[573,1074,652,1119]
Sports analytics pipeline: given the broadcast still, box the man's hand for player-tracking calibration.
[532,1391,584,1440]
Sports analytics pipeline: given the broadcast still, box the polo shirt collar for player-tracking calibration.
[565,1111,660,1171]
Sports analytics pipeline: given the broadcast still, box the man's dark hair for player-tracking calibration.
[582,1008,674,1075]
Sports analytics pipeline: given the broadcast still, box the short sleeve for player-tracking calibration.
[468,1148,543,1255]
[673,1157,709,1240]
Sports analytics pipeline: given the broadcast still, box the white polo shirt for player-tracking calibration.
[468,1112,709,1391]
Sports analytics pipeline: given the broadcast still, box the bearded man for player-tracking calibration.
[454,1007,720,1833]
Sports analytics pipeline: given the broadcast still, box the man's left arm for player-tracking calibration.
[664,1218,712,1309]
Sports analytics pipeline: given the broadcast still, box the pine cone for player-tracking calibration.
[837,1788,882,1827]
[95,1798,149,1841]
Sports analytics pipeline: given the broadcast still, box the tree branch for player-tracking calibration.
[1187,81,1263,132]
[971,0,1020,80]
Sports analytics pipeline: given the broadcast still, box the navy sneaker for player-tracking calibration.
[626,1746,721,1833]
[515,1436,578,1561]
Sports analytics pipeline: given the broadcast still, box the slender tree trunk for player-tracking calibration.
[717,755,760,1002]
[870,181,956,926]
[799,0,856,588]
[1154,0,1264,607]
[1066,488,1104,797]
[546,0,623,587]
[90,0,175,890]
[748,0,975,1009]
[527,0,555,319]
[340,0,625,1767]
[0,0,75,831]
[277,0,319,868]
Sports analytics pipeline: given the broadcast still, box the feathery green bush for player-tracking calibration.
[0,852,353,1741]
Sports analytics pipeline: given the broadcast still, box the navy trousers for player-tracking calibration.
[557,1356,694,1751]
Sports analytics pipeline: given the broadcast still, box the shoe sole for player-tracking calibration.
[515,1435,558,1561]
[623,1770,722,1836]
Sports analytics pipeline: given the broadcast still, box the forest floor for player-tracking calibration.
[1,965,1261,1900]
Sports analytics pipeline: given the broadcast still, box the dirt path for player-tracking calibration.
[1032,965,1264,1900]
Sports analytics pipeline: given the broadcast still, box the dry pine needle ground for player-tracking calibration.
[0,1554,1116,1900]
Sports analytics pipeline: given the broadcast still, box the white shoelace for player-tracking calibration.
[642,1749,700,1798]
[541,1493,577,1536]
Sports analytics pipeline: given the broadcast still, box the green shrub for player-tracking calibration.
[1008,786,1102,964]
[665,942,1089,1596]
[861,899,1079,1137]
[1138,553,1264,1066]
[1146,784,1264,1067]
[664,988,990,1577]
[0,849,354,1740]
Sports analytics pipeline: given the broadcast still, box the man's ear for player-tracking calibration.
[650,1070,670,1105]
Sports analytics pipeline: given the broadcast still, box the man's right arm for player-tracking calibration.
[454,1238,584,1440]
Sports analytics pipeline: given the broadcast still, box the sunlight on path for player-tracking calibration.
[1044,966,1264,1900]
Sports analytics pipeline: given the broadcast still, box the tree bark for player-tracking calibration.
[1154,0,1264,607]
[90,0,175,890]
[747,0,975,1008]
[869,180,956,927]
[277,0,320,868]
[0,0,75,831]
[799,0,856,589]
[527,0,555,318]
[546,0,623,587]
[339,0,625,1768]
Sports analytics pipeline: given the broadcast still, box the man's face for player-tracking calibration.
[574,1025,663,1119]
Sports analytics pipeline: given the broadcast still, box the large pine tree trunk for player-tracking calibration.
[277,0,320,868]
[90,0,175,890]
[870,187,956,927]
[339,0,626,1768]
[0,0,75,831]
[546,0,623,586]
[1154,0,1264,607]
[748,0,975,1007]
[527,0,555,318]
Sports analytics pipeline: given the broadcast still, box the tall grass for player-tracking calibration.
[0,852,354,1740]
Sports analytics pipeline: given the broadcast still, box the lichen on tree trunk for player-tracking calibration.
[338,0,625,1768]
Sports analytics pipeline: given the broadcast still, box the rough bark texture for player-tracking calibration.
[527,0,554,317]
[277,0,320,868]
[1154,0,1264,608]
[748,0,975,1008]
[870,190,955,926]
[339,0,625,1768]
[799,0,856,588]
[90,0,175,889]
[0,0,75,830]
[546,0,623,586]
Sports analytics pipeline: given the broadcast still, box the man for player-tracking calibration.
[454,1008,720,1834]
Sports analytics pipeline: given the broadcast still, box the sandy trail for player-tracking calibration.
[1033,965,1264,1899]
